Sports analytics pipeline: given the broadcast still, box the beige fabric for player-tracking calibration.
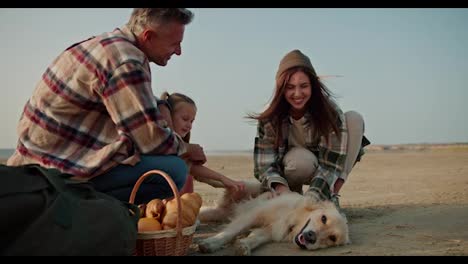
[288,117,307,148]
[283,147,318,193]
[341,111,364,180]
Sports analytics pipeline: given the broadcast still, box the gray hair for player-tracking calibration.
[127,8,194,35]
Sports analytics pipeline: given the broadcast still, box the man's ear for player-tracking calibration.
[142,28,155,42]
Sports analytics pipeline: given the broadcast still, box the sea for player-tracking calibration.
[0,148,251,160]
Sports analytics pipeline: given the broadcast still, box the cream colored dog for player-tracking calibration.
[197,180,350,255]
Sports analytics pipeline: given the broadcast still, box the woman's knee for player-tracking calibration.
[345,111,365,133]
[283,147,318,185]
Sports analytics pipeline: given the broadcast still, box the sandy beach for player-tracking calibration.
[2,146,468,255]
[188,146,468,256]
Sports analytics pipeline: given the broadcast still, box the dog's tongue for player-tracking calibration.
[295,233,306,248]
[298,234,305,245]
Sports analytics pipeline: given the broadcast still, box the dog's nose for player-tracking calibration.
[303,230,316,244]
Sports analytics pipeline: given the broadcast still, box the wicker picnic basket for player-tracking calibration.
[130,170,197,256]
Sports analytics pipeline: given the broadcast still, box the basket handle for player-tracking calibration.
[129,170,183,237]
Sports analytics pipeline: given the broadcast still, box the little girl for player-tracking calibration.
[159,92,245,194]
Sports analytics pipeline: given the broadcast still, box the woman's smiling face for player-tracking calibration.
[284,71,312,115]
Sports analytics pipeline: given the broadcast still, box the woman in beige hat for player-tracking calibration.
[248,49,370,215]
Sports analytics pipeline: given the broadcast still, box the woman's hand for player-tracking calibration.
[268,183,291,199]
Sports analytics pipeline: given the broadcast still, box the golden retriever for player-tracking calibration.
[197,181,350,255]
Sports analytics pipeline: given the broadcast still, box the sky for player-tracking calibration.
[1,8,468,152]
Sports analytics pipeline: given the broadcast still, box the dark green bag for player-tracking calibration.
[0,164,139,256]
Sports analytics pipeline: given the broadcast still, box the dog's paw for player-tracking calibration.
[234,240,251,256]
[198,238,221,253]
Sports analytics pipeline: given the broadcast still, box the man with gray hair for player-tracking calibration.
[8,8,205,204]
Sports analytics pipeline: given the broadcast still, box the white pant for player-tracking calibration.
[283,111,365,193]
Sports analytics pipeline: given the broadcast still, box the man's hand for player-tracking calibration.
[184,143,207,165]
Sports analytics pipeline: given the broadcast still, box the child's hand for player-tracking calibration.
[223,178,246,193]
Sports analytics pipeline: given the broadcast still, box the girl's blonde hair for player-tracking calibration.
[160,92,197,143]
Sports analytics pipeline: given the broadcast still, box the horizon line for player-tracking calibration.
[1,141,468,153]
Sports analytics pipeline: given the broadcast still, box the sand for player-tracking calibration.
[188,148,468,255]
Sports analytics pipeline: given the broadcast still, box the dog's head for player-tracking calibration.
[291,198,350,250]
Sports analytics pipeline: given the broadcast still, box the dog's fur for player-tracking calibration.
[198,180,350,255]
[198,180,264,223]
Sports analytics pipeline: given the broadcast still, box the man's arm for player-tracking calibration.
[181,143,207,165]
[99,62,186,156]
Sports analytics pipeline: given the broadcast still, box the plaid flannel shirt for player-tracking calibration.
[254,106,369,200]
[7,26,186,179]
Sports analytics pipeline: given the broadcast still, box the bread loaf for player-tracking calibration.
[161,192,203,229]
[145,198,165,221]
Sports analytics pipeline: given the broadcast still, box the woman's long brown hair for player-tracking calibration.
[247,66,340,148]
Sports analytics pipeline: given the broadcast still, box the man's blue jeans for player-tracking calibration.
[90,155,188,204]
